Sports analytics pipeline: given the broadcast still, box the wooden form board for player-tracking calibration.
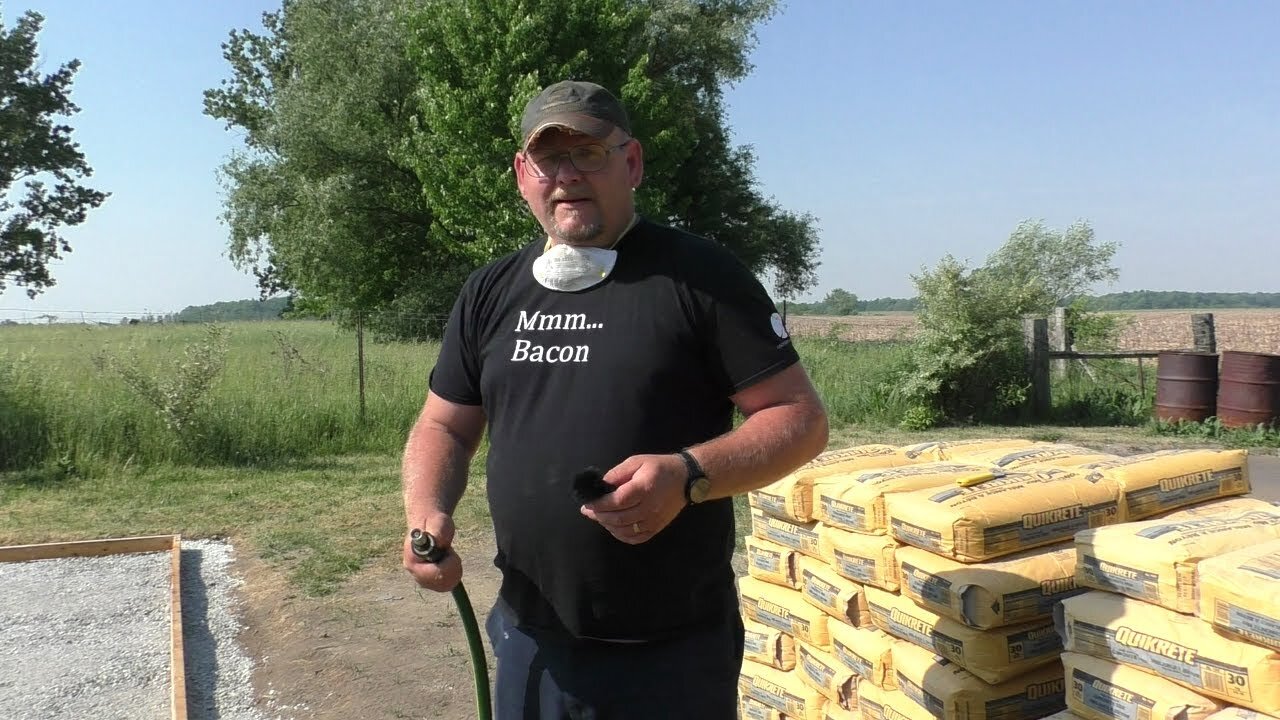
[0,534,188,720]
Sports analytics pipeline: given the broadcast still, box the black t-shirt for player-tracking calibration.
[429,217,800,641]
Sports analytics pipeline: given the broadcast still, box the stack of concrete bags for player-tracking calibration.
[1056,449,1280,720]
[739,439,1042,720]
[845,443,1140,720]
[741,443,920,720]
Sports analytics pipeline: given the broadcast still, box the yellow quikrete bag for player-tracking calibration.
[1159,497,1280,521]
[890,640,1067,720]
[858,678,888,720]
[896,542,1082,629]
[1078,449,1251,520]
[1039,712,1090,720]
[1057,590,1280,715]
[818,524,901,592]
[1205,709,1280,720]
[948,444,1118,471]
[1197,538,1280,653]
[1075,510,1280,613]
[814,462,999,536]
[752,508,823,559]
[895,438,1045,464]
[828,621,895,690]
[749,444,913,522]
[739,659,828,720]
[878,686,940,720]
[885,468,1122,562]
[798,640,858,710]
[740,695,785,720]
[747,535,801,589]
[798,556,872,628]
[744,616,796,671]
[1063,651,1224,720]
[863,585,1062,684]
[822,703,860,720]
[739,576,831,648]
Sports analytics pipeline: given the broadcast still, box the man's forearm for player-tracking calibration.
[689,401,828,501]
[401,419,478,531]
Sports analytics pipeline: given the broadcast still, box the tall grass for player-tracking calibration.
[794,338,913,426]
[1,321,435,471]
[1,321,917,473]
[1048,357,1155,426]
[5,318,1191,474]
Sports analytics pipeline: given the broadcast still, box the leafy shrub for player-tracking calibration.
[1064,298,1128,351]
[891,255,1032,428]
[92,324,230,454]
[889,219,1120,429]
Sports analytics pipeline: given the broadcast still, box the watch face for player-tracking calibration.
[690,477,711,503]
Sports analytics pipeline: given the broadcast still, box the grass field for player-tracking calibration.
[787,308,1280,354]
[0,320,429,471]
[2,318,1275,596]
[0,321,926,472]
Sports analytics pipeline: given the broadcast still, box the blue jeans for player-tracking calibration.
[484,600,744,720]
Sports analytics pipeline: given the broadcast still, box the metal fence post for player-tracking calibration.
[357,312,367,423]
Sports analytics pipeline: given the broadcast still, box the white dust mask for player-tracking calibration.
[531,243,618,292]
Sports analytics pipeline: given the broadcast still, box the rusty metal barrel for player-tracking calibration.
[1155,351,1219,423]
[1217,350,1280,428]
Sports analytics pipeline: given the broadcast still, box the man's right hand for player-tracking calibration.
[403,513,463,592]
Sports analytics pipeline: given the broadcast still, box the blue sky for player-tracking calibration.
[1,1,1276,321]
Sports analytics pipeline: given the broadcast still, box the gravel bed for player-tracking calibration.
[0,538,284,720]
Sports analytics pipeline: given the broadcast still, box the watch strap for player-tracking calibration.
[678,449,706,504]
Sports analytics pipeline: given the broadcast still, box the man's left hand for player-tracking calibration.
[579,453,688,544]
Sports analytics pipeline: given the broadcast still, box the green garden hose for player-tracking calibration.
[411,529,493,720]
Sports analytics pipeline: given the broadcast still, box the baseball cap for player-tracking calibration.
[519,80,631,149]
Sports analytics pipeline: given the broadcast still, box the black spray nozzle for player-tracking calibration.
[409,528,448,563]
[570,466,614,505]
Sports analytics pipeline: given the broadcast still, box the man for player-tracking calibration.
[402,79,828,719]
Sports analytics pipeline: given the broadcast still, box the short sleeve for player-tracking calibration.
[694,246,801,395]
[428,274,484,405]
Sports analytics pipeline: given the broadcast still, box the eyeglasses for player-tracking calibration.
[522,140,631,178]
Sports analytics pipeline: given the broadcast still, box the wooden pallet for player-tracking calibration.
[0,534,188,720]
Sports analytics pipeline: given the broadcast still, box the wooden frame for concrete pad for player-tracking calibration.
[0,534,188,720]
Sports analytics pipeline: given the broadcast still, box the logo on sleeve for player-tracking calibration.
[770,312,789,339]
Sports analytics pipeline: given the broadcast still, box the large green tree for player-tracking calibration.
[980,219,1119,313]
[0,10,108,298]
[203,0,465,339]
[206,0,821,339]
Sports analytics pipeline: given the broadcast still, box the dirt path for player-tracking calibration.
[236,453,1279,719]
[236,530,504,720]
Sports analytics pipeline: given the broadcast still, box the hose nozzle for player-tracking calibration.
[409,528,448,563]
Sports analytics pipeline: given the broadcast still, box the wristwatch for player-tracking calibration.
[679,449,711,505]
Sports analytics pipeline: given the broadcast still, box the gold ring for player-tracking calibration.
[632,522,641,534]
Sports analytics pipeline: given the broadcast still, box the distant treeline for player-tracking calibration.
[172,290,1279,323]
[1080,291,1280,310]
[173,297,291,322]
[787,291,1280,315]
